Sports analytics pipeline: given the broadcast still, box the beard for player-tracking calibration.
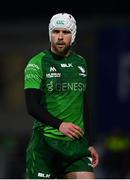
[51,41,71,56]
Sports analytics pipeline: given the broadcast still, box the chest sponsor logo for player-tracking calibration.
[46,81,86,92]
[61,63,73,68]
[78,66,87,77]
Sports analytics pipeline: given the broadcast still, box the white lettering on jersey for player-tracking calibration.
[38,172,51,178]
[46,82,86,92]
[26,63,40,70]
[61,63,73,67]
[46,73,61,78]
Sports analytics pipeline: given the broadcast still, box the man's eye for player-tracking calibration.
[63,31,71,34]
[53,30,59,33]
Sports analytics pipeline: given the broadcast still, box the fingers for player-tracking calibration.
[72,124,84,136]
[59,122,84,139]
[68,124,84,139]
[70,128,84,139]
[92,158,98,168]
[68,130,80,139]
[92,154,99,167]
[66,132,75,139]
[88,146,99,168]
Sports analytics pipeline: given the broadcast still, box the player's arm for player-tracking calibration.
[25,88,63,128]
[24,55,63,129]
[25,88,84,139]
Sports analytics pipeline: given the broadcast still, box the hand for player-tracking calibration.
[59,122,84,139]
[88,146,99,168]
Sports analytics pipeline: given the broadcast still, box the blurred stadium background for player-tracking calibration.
[0,0,130,178]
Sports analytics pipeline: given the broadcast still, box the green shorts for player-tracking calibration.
[26,128,93,179]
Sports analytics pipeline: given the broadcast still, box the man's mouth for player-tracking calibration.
[56,42,65,45]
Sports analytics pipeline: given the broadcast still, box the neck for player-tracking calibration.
[51,47,70,57]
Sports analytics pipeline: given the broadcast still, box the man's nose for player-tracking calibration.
[58,32,63,39]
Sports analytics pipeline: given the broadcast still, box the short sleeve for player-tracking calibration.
[24,53,44,90]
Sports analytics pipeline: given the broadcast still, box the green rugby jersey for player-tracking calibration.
[24,50,88,140]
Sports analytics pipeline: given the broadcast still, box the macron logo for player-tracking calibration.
[50,67,57,72]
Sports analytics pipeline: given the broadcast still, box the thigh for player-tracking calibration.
[64,171,95,179]
[61,138,94,176]
[26,130,59,179]
[64,155,94,175]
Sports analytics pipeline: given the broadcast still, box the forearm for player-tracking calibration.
[25,88,63,129]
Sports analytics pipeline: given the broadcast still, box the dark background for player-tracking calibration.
[0,0,130,20]
[0,0,130,178]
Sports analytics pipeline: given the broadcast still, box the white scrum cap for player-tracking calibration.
[49,13,77,44]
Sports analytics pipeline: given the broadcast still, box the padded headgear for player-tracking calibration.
[49,13,77,44]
